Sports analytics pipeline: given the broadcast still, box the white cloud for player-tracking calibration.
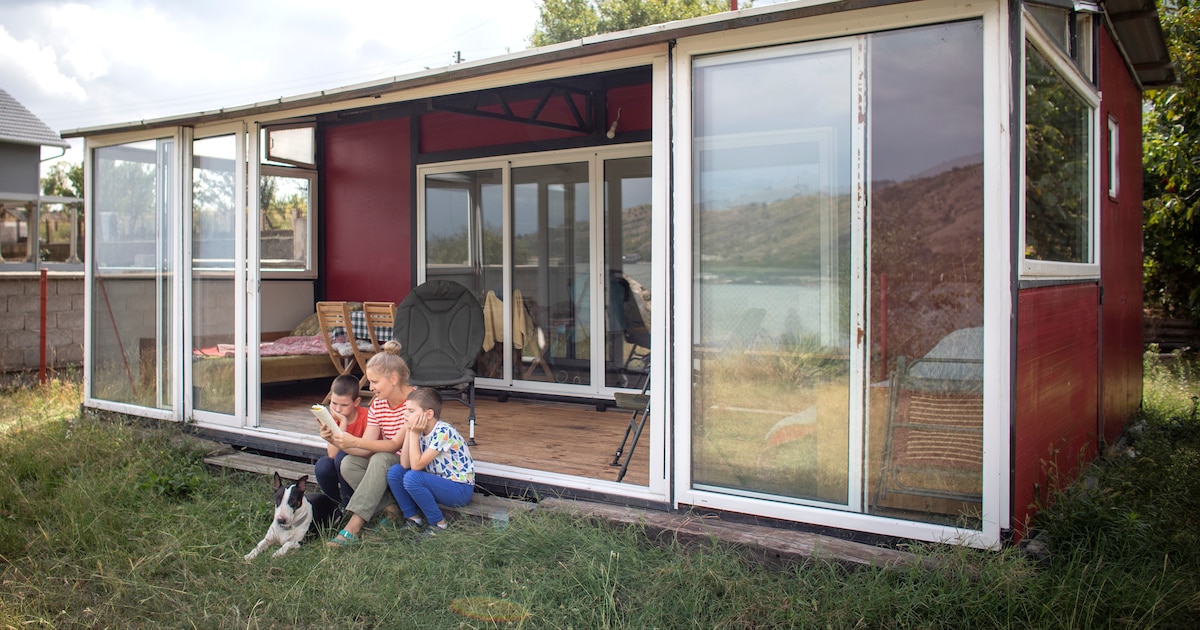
[0,25,87,101]
[0,0,541,136]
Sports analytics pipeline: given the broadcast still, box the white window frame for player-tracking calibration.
[674,0,1008,550]
[1107,115,1119,200]
[258,164,318,279]
[1020,11,1101,278]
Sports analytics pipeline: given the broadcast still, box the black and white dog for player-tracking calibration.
[244,473,340,560]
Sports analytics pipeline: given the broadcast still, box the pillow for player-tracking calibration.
[290,302,366,337]
[290,312,321,337]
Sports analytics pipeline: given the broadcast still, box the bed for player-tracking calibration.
[186,308,379,387]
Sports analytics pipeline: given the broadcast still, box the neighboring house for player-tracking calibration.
[66,0,1173,549]
[0,88,83,373]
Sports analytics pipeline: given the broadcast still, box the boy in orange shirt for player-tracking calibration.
[313,374,369,510]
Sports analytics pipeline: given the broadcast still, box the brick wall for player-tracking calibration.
[0,273,84,374]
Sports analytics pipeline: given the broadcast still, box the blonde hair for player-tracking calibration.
[366,339,409,383]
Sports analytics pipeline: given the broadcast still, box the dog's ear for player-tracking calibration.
[296,474,308,493]
[273,471,284,490]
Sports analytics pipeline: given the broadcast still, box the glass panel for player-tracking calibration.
[37,201,84,263]
[604,156,652,389]
[192,134,238,414]
[1025,44,1091,264]
[265,125,315,168]
[423,169,503,373]
[867,21,985,527]
[259,172,313,272]
[90,138,173,409]
[0,203,31,262]
[513,163,590,386]
[693,46,853,506]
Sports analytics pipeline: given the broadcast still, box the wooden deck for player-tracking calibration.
[259,388,650,486]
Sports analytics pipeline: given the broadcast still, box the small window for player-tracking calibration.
[265,124,315,168]
[260,166,317,277]
[1107,116,1119,200]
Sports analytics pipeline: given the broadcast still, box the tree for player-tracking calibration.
[530,0,738,47]
[1143,2,1200,320]
[41,161,83,198]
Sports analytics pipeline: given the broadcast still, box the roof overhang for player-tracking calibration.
[1103,0,1176,88]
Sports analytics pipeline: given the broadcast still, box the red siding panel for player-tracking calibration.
[321,118,413,304]
[1014,284,1100,532]
[1098,27,1145,445]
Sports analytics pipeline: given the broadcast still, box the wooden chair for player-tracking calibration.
[361,302,397,353]
[316,301,375,400]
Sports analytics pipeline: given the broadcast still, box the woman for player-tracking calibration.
[320,340,411,547]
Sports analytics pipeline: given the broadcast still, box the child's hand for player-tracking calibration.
[408,413,428,433]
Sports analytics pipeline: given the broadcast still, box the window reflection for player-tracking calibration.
[1024,44,1092,264]
[868,21,984,527]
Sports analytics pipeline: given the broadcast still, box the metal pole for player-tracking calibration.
[40,268,48,384]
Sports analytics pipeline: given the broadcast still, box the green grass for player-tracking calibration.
[2,358,1199,628]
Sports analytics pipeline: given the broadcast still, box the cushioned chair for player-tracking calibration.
[394,280,486,444]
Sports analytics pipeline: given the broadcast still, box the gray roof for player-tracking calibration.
[0,88,70,148]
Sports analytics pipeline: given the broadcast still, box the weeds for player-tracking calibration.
[2,360,1200,628]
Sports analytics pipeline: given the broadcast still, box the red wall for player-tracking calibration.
[321,118,413,304]
[1098,27,1145,445]
[1014,284,1100,533]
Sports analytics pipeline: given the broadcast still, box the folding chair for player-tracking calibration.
[610,374,650,482]
[316,301,376,401]
[361,301,396,352]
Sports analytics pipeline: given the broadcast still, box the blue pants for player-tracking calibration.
[315,451,353,509]
[386,464,473,525]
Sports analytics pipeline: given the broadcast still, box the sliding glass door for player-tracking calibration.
[418,146,651,399]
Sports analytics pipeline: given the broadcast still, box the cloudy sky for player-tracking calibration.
[0,0,550,165]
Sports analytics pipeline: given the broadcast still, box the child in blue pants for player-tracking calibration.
[386,388,474,531]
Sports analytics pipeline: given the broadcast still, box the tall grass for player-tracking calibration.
[1,360,1198,628]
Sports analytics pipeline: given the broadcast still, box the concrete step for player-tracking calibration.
[204,450,534,525]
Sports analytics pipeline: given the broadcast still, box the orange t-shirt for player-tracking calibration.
[345,406,369,438]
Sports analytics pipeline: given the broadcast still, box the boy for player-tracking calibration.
[385,388,475,533]
[313,374,369,510]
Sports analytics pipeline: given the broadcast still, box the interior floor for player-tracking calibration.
[258,382,650,487]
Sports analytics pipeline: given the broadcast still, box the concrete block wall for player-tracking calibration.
[0,273,84,374]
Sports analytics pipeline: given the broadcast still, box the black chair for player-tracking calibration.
[394,280,485,445]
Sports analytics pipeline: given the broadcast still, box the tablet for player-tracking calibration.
[310,404,343,435]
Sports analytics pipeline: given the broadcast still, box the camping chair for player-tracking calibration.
[316,301,376,400]
[394,280,485,445]
[875,354,984,508]
[610,373,650,483]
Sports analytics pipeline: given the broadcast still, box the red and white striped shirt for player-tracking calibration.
[367,395,407,453]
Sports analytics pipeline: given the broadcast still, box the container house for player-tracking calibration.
[68,0,1174,548]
